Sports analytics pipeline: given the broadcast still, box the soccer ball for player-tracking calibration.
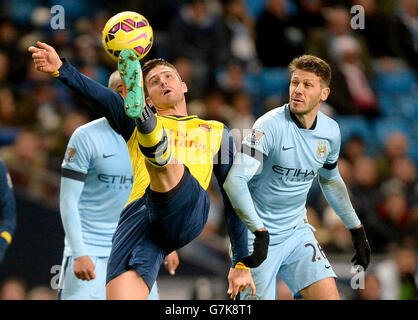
[102,11,153,61]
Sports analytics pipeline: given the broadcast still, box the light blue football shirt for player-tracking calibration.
[61,118,133,257]
[240,104,341,235]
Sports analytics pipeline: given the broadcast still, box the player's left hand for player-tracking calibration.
[163,251,179,275]
[28,41,63,74]
[227,267,255,299]
[350,225,371,271]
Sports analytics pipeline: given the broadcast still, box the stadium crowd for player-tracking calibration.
[0,0,416,299]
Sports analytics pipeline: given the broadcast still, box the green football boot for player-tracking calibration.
[118,49,145,119]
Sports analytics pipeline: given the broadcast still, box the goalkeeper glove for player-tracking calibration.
[240,230,269,268]
[350,225,371,271]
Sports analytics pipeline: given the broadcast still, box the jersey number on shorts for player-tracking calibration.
[305,242,327,262]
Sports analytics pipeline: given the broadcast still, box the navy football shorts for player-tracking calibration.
[106,167,210,290]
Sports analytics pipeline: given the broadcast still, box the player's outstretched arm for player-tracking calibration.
[223,151,269,268]
[213,127,259,298]
[318,168,371,270]
[28,42,133,139]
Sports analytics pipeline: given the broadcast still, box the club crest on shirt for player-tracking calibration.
[317,141,327,159]
[246,129,264,146]
[64,147,77,163]
[198,124,211,132]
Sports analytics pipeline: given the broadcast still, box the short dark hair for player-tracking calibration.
[142,58,179,81]
[288,55,331,87]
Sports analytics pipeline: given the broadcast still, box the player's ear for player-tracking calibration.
[146,96,153,107]
[182,81,188,94]
[320,87,330,102]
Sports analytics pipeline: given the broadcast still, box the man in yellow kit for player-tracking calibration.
[29,42,265,299]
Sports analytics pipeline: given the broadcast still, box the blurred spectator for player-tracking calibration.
[255,0,304,67]
[191,277,214,300]
[0,277,27,300]
[321,206,352,253]
[337,157,355,187]
[391,0,418,70]
[222,0,258,67]
[350,156,380,230]
[46,110,89,172]
[341,135,366,164]
[294,0,325,31]
[0,51,10,86]
[327,35,379,118]
[354,273,382,300]
[376,245,418,300]
[26,285,57,300]
[173,57,201,102]
[375,131,409,182]
[215,60,250,100]
[350,0,399,60]
[0,87,19,127]
[305,6,373,74]
[385,157,417,208]
[201,88,234,126]
[0,129,59,203]
[227,90,255,149]
[168,0,231,96]
[372,180,415,252]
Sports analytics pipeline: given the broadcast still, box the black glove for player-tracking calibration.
[241,230,269,268]
[350,226,371,271]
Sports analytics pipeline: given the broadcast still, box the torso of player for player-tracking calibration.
[245,105,340,231]
[62,118,134,255]
[125,115,224,205]
[70,119,134,218]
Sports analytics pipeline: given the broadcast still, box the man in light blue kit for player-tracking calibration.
[224,55,371,299]
[58,71,179,300]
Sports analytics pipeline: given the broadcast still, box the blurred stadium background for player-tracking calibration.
[0,0,416,300]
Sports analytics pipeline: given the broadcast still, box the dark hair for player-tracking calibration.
[288,55,331,87]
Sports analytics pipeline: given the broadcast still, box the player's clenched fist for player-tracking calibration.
[28,41,62,74]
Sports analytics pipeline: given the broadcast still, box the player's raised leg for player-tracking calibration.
[118,48,184,193]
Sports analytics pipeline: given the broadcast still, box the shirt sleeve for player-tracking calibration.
[317,123,361,229]
[59,128,91,258]
[61,127,92,177]
[322,122,341,170]
[57,60,136,141]
[241,114,276,157]
[0,159,17,263]
[212,126,249,266]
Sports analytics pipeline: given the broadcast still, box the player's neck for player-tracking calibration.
[290,108,318,130]
[156,102,188,117]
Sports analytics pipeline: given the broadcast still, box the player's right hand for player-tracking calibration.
[73,255,96,281]
[28,41,62,74]
[241,229,269,268]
